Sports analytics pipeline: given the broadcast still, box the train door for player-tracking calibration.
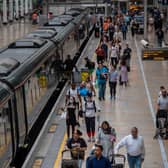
[15,88,27,147]
[0,99,16,167]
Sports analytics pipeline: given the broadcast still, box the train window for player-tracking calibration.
[0,103,11,159]
[0,58,20,77]
[24,60,60,128]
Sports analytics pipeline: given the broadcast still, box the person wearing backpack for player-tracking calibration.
[66,83,82,122]
[84,93,97,142]
[66,96,77,138]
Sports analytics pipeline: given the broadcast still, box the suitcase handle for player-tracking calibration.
[62,149,85,159]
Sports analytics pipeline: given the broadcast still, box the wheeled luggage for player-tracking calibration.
[61,149,79,168]
[154,110,168,139]
[109,154,126,168]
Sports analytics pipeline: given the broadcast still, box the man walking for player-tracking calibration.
[86,144,111,168]
[115,127,145,168]
[95,61,108,101]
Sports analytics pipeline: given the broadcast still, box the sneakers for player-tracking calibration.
[88,138,91,142]
[88,137,95,142]
[92,137,95,142]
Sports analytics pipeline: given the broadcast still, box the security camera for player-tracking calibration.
[140,39,149,48]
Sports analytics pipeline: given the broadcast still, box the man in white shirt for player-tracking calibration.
[115,127,145,168]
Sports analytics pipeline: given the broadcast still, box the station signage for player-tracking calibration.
[142,49,168,60]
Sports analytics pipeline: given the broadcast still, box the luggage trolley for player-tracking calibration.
[109,154,126,168]
[61,149,84,168]
[71,67,89,85]
[154,110,168,139]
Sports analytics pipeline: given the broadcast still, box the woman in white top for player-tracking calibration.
[110,43,119,66]
[84,93,97,142]
[113,29,122,42]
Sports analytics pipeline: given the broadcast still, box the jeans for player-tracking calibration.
[111,57,118,66]
[78,160,83,168]
[122,31,127,40]
[109,81,117,98]
[85,117,95,137]
[98,82,106,99]
[158,38,162,47]
[127,154,142,168]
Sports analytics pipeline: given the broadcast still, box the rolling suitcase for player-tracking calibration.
[61,149,78,168]
[109,154,126,168]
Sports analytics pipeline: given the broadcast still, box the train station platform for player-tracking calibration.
[20,27,168,168]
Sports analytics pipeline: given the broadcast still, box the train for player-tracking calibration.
[0,8,95,168]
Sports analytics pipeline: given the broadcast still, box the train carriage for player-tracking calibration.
[0,7,95,167]
[0,82,15,168]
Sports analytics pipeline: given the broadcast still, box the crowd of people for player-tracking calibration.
[60,10,149,168]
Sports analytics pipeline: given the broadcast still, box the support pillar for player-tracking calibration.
[25,0,28,14]
[20,0,24,17]
[29,0,33,11]
[144,0,147,40]
[95,0,98,14]
[105,2,108,17]
[15,0,19,19]
[9,0,14,22]
[3,0,8,24]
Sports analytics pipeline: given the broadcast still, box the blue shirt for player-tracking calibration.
[87,156,111,168]
[96,67,108,84]
[79,87,89,97]
[109,70,118,82]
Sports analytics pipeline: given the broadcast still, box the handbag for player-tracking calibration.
[61,159,78,168]
[60,109,67,119]
[78,109,84,118]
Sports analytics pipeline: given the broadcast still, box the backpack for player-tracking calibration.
[68,88,79,103]
[85,100,96,113]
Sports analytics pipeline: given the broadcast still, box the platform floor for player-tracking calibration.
[20,29,168,168]
[74,32,168,168]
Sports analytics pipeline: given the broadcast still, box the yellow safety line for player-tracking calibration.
[53,133,67,168]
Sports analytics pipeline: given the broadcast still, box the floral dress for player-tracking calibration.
[97,127,116,157]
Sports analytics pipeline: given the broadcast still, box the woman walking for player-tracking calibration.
[66,96,77,138]
[120,60,128,87]
[109,65,118,100]
[97,121,116,157]
[84,93,97,142]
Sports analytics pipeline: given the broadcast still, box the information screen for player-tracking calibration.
[142,49,168,60]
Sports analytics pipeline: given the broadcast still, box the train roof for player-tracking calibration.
[57,15,74,20]
[54,11,87,45]
[69,8,85,12]
[0,38,54,88]
[0,82,12,107]
[64,10,81,17]
[25,29,57,39]
[39,26,64,32]
[8,38,47,48]
[0,9,89,89]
